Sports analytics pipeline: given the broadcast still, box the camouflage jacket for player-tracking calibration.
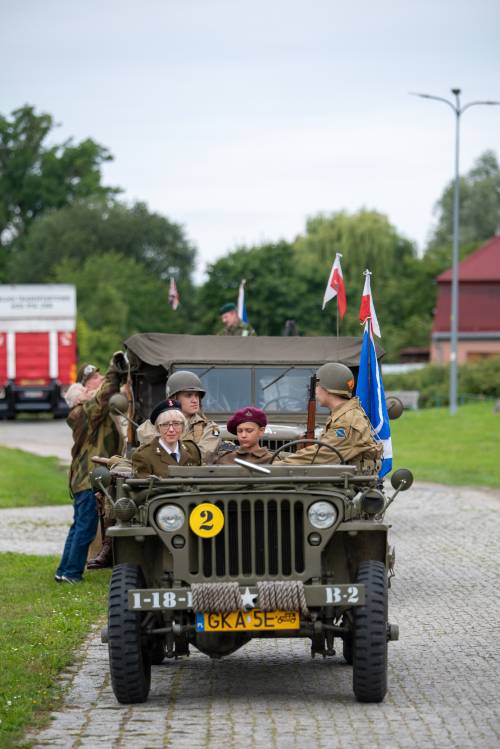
[67,369,123,495]
[218,320,256,337]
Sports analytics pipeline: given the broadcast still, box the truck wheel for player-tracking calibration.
[352,560,388,703]
[342,634,353,665]
[108,564,151,704]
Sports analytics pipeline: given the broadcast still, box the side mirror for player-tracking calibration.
[390,468,414,491]
[109,393,129,415]
[386,395,404,420]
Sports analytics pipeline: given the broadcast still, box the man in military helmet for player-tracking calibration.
[275,362,383,470]
[218,302,256,336]
[136,370,221,462]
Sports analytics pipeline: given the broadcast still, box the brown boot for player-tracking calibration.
[87,536,113,569]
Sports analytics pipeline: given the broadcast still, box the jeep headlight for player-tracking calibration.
[156,505,185,532]
[308,501,337,529]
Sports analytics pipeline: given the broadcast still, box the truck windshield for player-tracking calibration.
[188,366,328,414]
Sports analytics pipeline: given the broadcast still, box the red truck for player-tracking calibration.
[0,284,77,419]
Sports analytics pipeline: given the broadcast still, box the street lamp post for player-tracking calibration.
[411,89,500,414]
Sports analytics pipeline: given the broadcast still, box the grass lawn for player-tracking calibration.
[390,401,500,487]
[0,553,110,749]
[0,447,69,508]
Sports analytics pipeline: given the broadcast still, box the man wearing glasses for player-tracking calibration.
[132,399,201,478]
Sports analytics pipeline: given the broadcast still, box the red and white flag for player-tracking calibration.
[359,270,381,337]
[322,253,347,317]
[168,277,180,311]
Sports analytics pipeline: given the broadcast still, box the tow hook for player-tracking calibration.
[387,623,399,641]
[101,626,109,644]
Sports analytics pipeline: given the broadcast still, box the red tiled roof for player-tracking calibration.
[437,235,500,282]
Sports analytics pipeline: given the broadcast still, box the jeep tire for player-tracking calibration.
[352,560,388,703]
[108,564,151,704]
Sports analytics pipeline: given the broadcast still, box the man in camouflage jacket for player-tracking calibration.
[54,353,125,583]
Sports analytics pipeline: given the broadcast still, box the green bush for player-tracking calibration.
[383,357,500,408]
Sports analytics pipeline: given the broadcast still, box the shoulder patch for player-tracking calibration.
[335,428,346,438]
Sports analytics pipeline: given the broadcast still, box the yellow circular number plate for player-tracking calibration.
[189,503,225,538]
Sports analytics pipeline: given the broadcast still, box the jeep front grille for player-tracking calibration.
[188,497,305,580]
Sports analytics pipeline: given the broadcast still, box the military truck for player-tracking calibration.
[95,334,411,705]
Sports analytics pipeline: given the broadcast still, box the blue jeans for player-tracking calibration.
[56,489,98,580]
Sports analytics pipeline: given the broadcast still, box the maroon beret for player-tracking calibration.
[227,407,267,435]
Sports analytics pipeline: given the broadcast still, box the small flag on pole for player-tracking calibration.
[355,273,392,477]
[322,253,347,318]
[237,279,248,323]
[359,269,380,337]
[168,277,180,310]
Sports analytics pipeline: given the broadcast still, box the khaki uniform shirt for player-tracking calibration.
[132,437,201,478]
[276,397,382,471]
[136,411,221,463]
[215,445,272,465]
[218,321,256,336]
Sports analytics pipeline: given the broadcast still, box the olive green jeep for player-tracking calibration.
[95,334,411,705]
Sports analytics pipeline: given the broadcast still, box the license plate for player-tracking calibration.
[23,390,44,399]
[195,609,300,632]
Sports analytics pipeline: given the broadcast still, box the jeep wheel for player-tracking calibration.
[352,560,388,703]
[342,634,353,665]
[108,564,151,704]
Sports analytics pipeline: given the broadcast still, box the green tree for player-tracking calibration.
[0,105,116,248]
[52,251,196,365]
[197,241,305,335]
[292,210,425,351]
[8,198,196,286]
[427,149,500,257]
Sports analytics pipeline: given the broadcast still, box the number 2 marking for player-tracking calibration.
[199,509,214,531]
[347,586,359,603]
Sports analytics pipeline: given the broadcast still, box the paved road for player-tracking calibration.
[0,418,72,462]
[16,483,500,748]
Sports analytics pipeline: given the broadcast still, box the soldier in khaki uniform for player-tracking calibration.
[132,399,201,478]
[218,302,256,336]
[275,363,382,471]
[136,371,221,462]
[215,406,272,465]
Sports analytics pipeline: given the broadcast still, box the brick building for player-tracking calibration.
[431,235,500,363]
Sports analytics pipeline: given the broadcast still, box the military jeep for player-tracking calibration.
[96,334,411,705]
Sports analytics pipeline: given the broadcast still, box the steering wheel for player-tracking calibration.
[261,397,305,411]
[270,439,345,465]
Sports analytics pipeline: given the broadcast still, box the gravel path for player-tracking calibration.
[10,481,498,749]
[0,419,72,462]
[0,504,72,555]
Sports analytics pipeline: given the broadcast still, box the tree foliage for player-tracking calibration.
[427,150,500,258]
[8,198,196,284]
[0,105,117,248]
[196,241,305,335]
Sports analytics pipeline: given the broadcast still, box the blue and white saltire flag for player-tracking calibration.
[237,279,248,323]
[356,320,393,477]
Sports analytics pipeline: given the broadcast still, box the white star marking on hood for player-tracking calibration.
[240,587,258,610]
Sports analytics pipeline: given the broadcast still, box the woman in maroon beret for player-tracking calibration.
[215,407,272,465]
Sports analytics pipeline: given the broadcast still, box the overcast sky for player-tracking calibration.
[2,0,500,281]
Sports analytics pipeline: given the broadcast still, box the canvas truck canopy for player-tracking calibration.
[124,334,385,427]
[125,333,383,369]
